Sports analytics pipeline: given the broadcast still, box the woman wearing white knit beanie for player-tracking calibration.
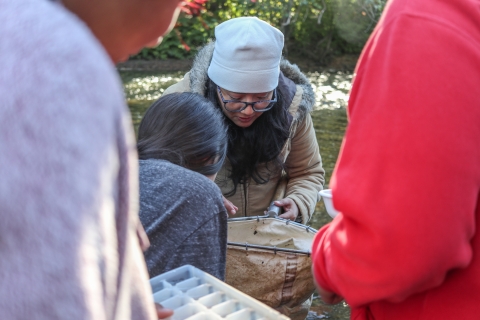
[164,16,324,224]
[162,16,324,320]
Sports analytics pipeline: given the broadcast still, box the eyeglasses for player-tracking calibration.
[217,86,277,113]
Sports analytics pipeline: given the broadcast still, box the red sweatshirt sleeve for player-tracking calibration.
[312,7,480,307]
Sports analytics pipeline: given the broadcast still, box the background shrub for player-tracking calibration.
[131,0,387,65]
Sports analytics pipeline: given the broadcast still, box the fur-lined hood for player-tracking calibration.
[188,41,315,120]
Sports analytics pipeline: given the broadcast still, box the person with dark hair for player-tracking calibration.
[163,17,325,225]
[137,92,228,280]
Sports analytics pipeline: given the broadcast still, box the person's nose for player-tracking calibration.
[241,104,255,116]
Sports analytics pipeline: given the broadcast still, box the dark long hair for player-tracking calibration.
[137,92,228,176]
[205,78,291,196]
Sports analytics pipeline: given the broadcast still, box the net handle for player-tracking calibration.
[266,175,288,217]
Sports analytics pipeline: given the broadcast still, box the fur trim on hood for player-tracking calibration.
[188,41,315,120]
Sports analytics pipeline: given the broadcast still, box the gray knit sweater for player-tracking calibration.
[0,1,155,319]
[139,159,228,280]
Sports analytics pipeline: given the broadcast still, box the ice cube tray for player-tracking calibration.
[150,265,289,320]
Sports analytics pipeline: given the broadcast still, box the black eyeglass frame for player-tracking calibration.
[217,86,277,113]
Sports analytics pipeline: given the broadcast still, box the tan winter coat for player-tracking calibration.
[163,42,325,223]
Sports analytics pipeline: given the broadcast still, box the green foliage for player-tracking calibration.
[131,0,387,64]
[132,12,217,60]
[332,0,386,45]
[281,0,387,61]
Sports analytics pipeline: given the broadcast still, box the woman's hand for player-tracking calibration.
[316,284,344,305]
[136,223,150,251]
[223,196,238,215]
[312,266,344,305]
[275,198,299,221]
[155,303,173,319]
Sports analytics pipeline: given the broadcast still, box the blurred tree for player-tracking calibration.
[333,0,385,45]
[131,0,387,65]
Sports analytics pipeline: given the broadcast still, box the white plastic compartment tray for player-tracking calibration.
[150,265,289,320]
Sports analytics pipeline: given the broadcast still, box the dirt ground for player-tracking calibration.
[116,54,359,73]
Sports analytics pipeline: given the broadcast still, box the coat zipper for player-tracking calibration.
[243,182,248,217]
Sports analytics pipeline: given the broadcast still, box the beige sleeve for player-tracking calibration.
[284,113,325,224]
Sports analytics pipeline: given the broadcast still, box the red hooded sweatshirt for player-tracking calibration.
[312,0,480,319]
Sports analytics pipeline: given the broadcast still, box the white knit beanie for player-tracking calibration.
[207,17,284,93]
